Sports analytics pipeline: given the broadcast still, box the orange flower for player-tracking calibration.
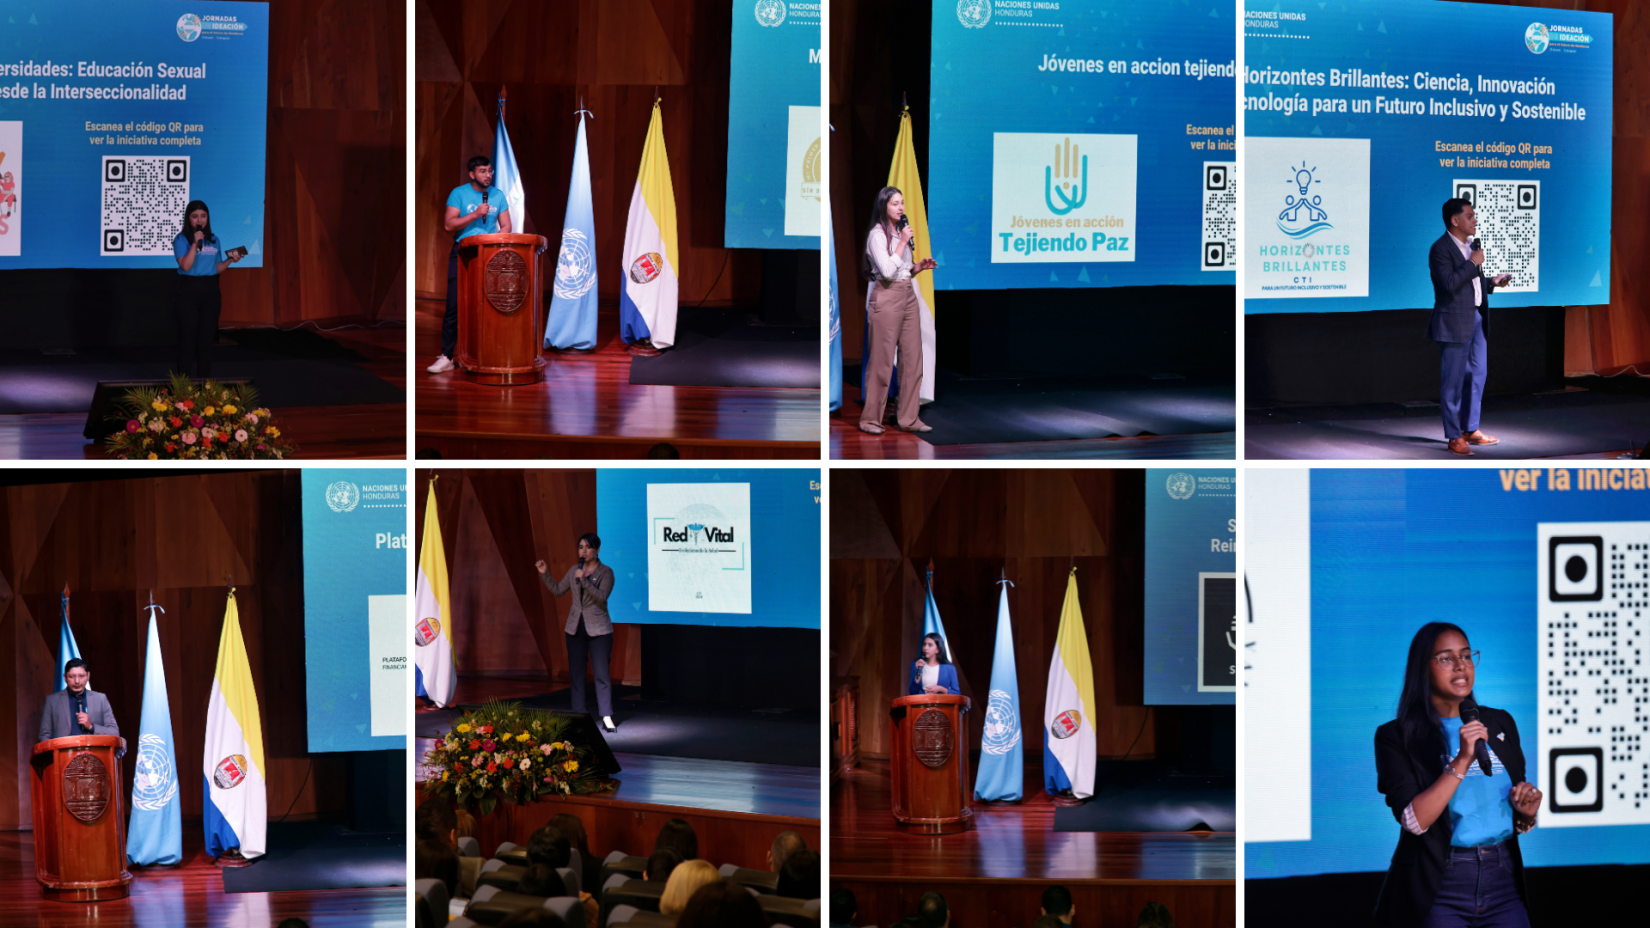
[486,762,498,774]
[501,757,516,769]
[468,739,481,751]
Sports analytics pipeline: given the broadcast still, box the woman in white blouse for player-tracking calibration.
[860,186,937,435]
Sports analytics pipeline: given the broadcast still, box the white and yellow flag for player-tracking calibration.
[870,107,936,405]
[414,479,456,707]
[1043,570,1097,799]
[618,101,680,349]
[202,590,266,859]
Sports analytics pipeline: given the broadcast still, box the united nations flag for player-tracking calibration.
[546,109,600,350]
[128,604,182,866]
[974,573,1023,802]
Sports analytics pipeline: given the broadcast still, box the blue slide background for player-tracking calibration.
[1144,469,1237,706]
[0,0,268,268]
[1244,0,1612,313]
[725,2,819,249]
[928,0,1235,290]
[597,469,820,628]
[300,469,407,753]
[1246,469,1650,879]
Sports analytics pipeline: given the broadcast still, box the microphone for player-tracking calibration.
[482,189,489,217]
[1459,696,1493,777]
[577,556,585,587]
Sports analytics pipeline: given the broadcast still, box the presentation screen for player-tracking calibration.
[0,0,269,268]
[724,1,820,249]
[927,0,1236,290]
[1246,469,1650,879]
[1243,0,1612,312]
[1144,469,1237,706]
[596,468,820,628]
[300,470,407,753]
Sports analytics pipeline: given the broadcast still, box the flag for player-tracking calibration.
[862,107,936,406]
[619,100,680,349]
[55,586,81,691]
[128,602,181,866]
[546,109,599,350]
[1044,570,1096,799]
[492,92,525,233]
[203,591,266,859]
[415,479,457,707]
[828,199,842,412]
[922,566,953,664]
[974,574,1023,802]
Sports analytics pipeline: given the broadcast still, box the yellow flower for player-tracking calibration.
[150,399,167,411]
[222,404,238,414]
[455,723,472,733]
[563,760,579,773]
[268,427,281,437]
[148,453,158,460]
[515,733,531,743]
[549,742,563,751]
[443,771,450,781]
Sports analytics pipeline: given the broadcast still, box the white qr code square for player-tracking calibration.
[1453,179,1538,293]
[1537,522,1650,827]
[1201,161,1235,271]
[101,156,189,256]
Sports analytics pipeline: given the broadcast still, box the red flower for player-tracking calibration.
[486,762,498,774]
[482,740,496,752]
[190,415,204,428]
[177,400,194,410]
[478,725,493,735]
[125,420,141,433]
[468,740,481,750]
[501,757,516,769]
[166,442,177,452]
[169,416,183,428]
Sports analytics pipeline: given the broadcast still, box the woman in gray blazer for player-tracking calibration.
[536,532,618,732]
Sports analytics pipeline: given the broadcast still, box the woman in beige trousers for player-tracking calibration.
[860,186,937,435]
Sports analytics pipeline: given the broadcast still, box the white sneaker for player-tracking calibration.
[426,355,454,373]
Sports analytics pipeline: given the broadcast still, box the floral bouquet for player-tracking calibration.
[102,373,296,460]
[423,699,615,816]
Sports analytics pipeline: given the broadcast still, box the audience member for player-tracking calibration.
[1136,901,1175,928]
[414,837,459,898]
[1041,885,1075,924]
[517,862,560,897]
[830,886,858,928]
[416,793,457,847]
[777,848,820,900]
[659,859,720,916]
[676,879,769,928]
[645,846,682,883]
[1032,917,1065,928]
[527,824,571,870]
[495,909,567,928]
[918,891,949,928]
[655,817,699,861]
[768,830,807,872]
[548,812,597,894]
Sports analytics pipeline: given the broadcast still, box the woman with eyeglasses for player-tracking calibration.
[1373,622,1542,927]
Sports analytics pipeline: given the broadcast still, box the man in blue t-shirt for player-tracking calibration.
[429,155,512,373]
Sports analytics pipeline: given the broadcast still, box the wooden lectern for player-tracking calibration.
[31,735,132,901]
[889,694,972,834]
[456,232,550,385]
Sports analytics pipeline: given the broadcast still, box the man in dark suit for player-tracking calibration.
[1429,197,1514,455]
[38,658,120,741]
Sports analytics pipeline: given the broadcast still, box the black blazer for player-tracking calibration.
[1373,705,1529,926]
[1426,232,1500,343]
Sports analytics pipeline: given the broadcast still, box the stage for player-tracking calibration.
[0,324,407,460]
[0,826,404,927]
[1247,866,1650,927]
[414,298,820,460]
[831,760,1235,927]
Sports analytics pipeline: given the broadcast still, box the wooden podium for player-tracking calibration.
[456,232,550,385]
[889,694,972,834]
[30,735,132,901]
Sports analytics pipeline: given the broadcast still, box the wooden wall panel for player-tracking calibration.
[836,879,1236,928]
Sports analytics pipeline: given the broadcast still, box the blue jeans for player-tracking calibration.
[1420,843,1530,928]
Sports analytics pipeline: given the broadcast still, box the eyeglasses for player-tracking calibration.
[1433,650,1481,670]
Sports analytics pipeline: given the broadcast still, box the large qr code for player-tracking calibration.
[1201,162,1235,271]
[1536,522,1650,826]
[1453,179,1538,293]
[101,156,189,257]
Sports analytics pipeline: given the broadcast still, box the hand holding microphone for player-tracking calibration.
[1458,697,1494,777]
[1469,238,1485,267]
[194,228,205,250]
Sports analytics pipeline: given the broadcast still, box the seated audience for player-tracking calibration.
[659,859,720,917]
[1041,885,1075,925]
[549,812,599,894]
[415,837,459,899]
[777,848,820,900]
[918,891,949,928]
[676,879,769,928]
[829,886,858,928]
[1136,901,1175,928]
[517,862,561,897]
[655,817,698,861]
[495,909,567,928]
[645,846,682,883]
[768,830,807,872]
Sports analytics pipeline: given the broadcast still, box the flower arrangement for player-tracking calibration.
[423,699,615,817]
[102,373,296,460]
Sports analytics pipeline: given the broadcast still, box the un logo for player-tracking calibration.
[957,0,991,29]
[326,481,360,513]
[1166,472,1196,500]
[177,14,202,42]
[554,228,597,299]
[755,0,785,27]
[982,690,1020,755]
[133,734,178,812]
[1525,23,1549,55]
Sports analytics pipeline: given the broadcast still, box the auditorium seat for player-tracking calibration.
[415,877,450,928]
[600,850,647,885]
[719,862,779,893]
[477,860,579,897]
[495,841,528,866]
[464,885,586,928]
[598,878,664,927]
[457,836,481,858]
[610,909,675,928]
[759,893,820,928]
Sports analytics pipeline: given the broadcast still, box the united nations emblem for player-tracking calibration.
[1525,23,1549,55]
[982,689,1020,755]
[629,252,664,284]
[1049,708,1082,740]
[1166,472,1196,500]
[957,0,991,29]
[177,14,202,42]
[755,0,785,27]
[415,616,442,647]
[63,752,110,823]
[801,137,822,201]
[554,228,597,299]
[214,754,249,790]
[326,480,360,512]
[133,733,178,812]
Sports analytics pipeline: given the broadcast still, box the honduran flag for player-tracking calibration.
[618,100,680,349]
[1043,569,1097,799]
[922,565,954,664]
[414,478,457,707]
[203,590,266,859]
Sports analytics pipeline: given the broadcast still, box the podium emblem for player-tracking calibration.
[62,752,110,823]
[914,708,954,768]
[485,248,528,314]
[214,754,249,790]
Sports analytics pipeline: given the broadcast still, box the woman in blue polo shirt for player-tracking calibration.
[1374,623,1543,927]
[173,199,242,378]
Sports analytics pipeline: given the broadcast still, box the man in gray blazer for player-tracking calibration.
[39,658,120,742]
[1429,197,1513,456]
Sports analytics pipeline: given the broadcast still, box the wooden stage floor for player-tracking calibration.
[829,401,1236,460]
[0,827,404,928]
[414,300,820,459]
[0,326,408,460]
[832,760,1235,928]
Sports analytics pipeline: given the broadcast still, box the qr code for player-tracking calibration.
[1536,522,1650,826]
[101,156,189,256]
[1453,179,1538,293]
[1201,162,1235,271]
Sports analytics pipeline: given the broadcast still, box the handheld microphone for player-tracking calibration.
[577,556,585,586]
[482,189,489,212]
[1459,696,1493,777]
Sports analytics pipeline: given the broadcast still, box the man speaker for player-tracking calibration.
[38,658,120,741]
[1428,198,1513,456]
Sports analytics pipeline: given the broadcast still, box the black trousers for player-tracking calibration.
[442,242,459,359]
[174,275,222,378]
[565,619,613,718]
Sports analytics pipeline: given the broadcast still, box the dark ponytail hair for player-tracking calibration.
[921,632,951,665]
[1396,622,1471,756]
[862,186,903,280]
[179,199,213,245]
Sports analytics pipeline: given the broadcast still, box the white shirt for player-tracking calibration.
[921,663,939,689]
[867,225,915,281]
[1449,232,1482,307]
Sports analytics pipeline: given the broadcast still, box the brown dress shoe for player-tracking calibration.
[1447,437,1474,455]
[1464,430,1499,445]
